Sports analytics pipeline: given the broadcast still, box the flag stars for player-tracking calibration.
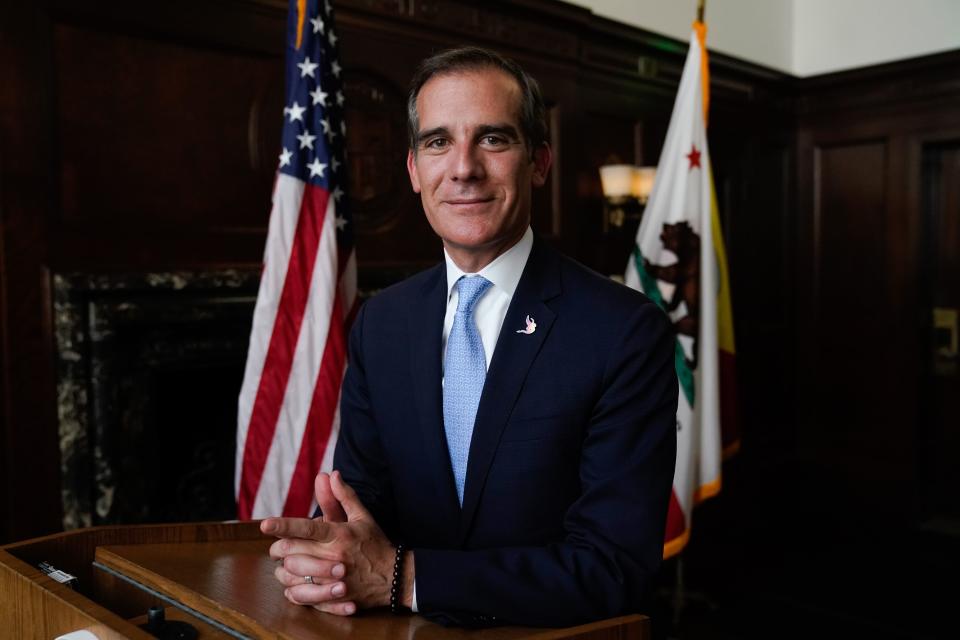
[298,57,319,78]
[335,215,347,231]
[340,120,347,136]
[336,90,345,106]
[310,86,329,106]
[328,29,338,46]
[331,60,342,78]
[321,118,338,143]
[284,101,305,123]
[331,157,340,173]
[310,15,325,34]
[279,148,293,167]
[332,185,344,202]
[308,158,328,178]
[686,145,702,170]
[297,131,317,150]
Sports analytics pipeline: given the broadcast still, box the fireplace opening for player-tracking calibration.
[54,270,259,529]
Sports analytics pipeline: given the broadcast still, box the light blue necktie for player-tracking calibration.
[444,275,492,505]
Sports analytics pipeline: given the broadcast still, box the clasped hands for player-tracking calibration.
[261,470,414,616]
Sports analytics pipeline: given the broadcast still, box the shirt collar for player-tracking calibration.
[444,226,533,301]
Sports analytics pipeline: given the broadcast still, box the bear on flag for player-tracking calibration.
[624,20,738,559]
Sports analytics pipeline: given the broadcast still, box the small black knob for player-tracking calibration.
[147,606,165,631]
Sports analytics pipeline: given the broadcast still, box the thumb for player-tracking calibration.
[330,470,370,522]
[314,472,347,522]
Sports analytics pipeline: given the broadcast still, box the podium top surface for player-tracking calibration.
[96,537,645,640]
[2,523,646,640]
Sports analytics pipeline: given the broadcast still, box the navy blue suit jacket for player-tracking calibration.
[334,237,677,627]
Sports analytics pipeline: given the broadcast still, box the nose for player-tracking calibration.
[450,143,485,182]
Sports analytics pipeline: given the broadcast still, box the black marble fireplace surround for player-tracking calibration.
[53,270,260,530]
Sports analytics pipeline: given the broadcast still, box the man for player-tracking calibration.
[260,47,678,627]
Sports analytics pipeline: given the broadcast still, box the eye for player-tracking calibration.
[422,137,449,151]
[480,134,508,147]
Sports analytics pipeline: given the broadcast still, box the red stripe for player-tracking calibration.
[663,489,686,543]
[282,290,348,516]
[281,246,357,515]
[237,184,330,519]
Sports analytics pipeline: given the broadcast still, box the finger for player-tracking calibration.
[330,470,370,522]
[283,554,346,581]
[274,564,340,589]
[269,537,348,563]
[262,517,334,542]
[315,472,348,523]
[284,580,348,605]
[312,601,357,616]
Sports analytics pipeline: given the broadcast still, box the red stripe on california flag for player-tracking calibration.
[281,290,347,515]
[663,489,686,544]
[238,184,331,519]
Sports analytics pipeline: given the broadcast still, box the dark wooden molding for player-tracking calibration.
[796,49,960,119]
[0,0,63,543]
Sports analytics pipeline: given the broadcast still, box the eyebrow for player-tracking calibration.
[415,123,522,146]
[475,124,521,141]
[415,127,449,146]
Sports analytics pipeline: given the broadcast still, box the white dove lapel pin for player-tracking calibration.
[516,315,537,335]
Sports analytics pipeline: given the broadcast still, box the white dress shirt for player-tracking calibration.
[442,226,534,372]
[411,226,533,612]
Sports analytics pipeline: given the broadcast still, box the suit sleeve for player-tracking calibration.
[414,302,678,627]
[333,302,400,538]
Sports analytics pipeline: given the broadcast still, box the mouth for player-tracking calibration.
[444,197,495,206]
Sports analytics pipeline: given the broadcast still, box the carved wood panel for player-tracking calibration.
[918,139,960,525]
[54,24,282,230]
[809,141,889,483]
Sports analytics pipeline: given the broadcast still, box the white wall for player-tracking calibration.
[792,0,960,76]
[563,0,960,77]
[563,0,794,72]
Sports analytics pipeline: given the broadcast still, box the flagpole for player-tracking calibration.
[697,0,705,23]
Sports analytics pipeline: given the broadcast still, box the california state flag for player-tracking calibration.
[624,21,738,559]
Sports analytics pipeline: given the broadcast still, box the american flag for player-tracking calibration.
[236,0,357,520]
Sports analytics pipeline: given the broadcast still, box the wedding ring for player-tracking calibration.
[304,575,314,585]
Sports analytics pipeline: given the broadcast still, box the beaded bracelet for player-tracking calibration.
[390,542,405,614]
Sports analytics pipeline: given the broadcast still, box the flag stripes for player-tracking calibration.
[236,0,355,520]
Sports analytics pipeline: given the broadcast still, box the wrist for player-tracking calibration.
[401,550,415,609]
[389,543,408,613]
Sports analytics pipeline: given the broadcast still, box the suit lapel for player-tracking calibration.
[408,266,462,517]
[459,239,562,540]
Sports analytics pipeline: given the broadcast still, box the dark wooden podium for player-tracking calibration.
[0,522,648,639]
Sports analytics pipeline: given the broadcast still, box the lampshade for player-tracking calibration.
[598,164,635,199]
[599,164,657,201]
[632,166,656,202]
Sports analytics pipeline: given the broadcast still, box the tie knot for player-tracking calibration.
[455,276,491,316]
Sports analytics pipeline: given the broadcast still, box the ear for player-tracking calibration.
[406,149,422,193]
[530,143,553,188]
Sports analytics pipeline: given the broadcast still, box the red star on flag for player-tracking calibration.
[686,145,702,170]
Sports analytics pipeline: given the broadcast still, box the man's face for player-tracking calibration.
[406,68,551,267]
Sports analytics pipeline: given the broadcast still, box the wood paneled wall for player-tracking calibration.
[794,51,960,522]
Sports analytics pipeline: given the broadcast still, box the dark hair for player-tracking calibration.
[406,46,549,156]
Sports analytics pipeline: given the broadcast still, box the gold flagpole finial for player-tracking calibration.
[697,0,706,23]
